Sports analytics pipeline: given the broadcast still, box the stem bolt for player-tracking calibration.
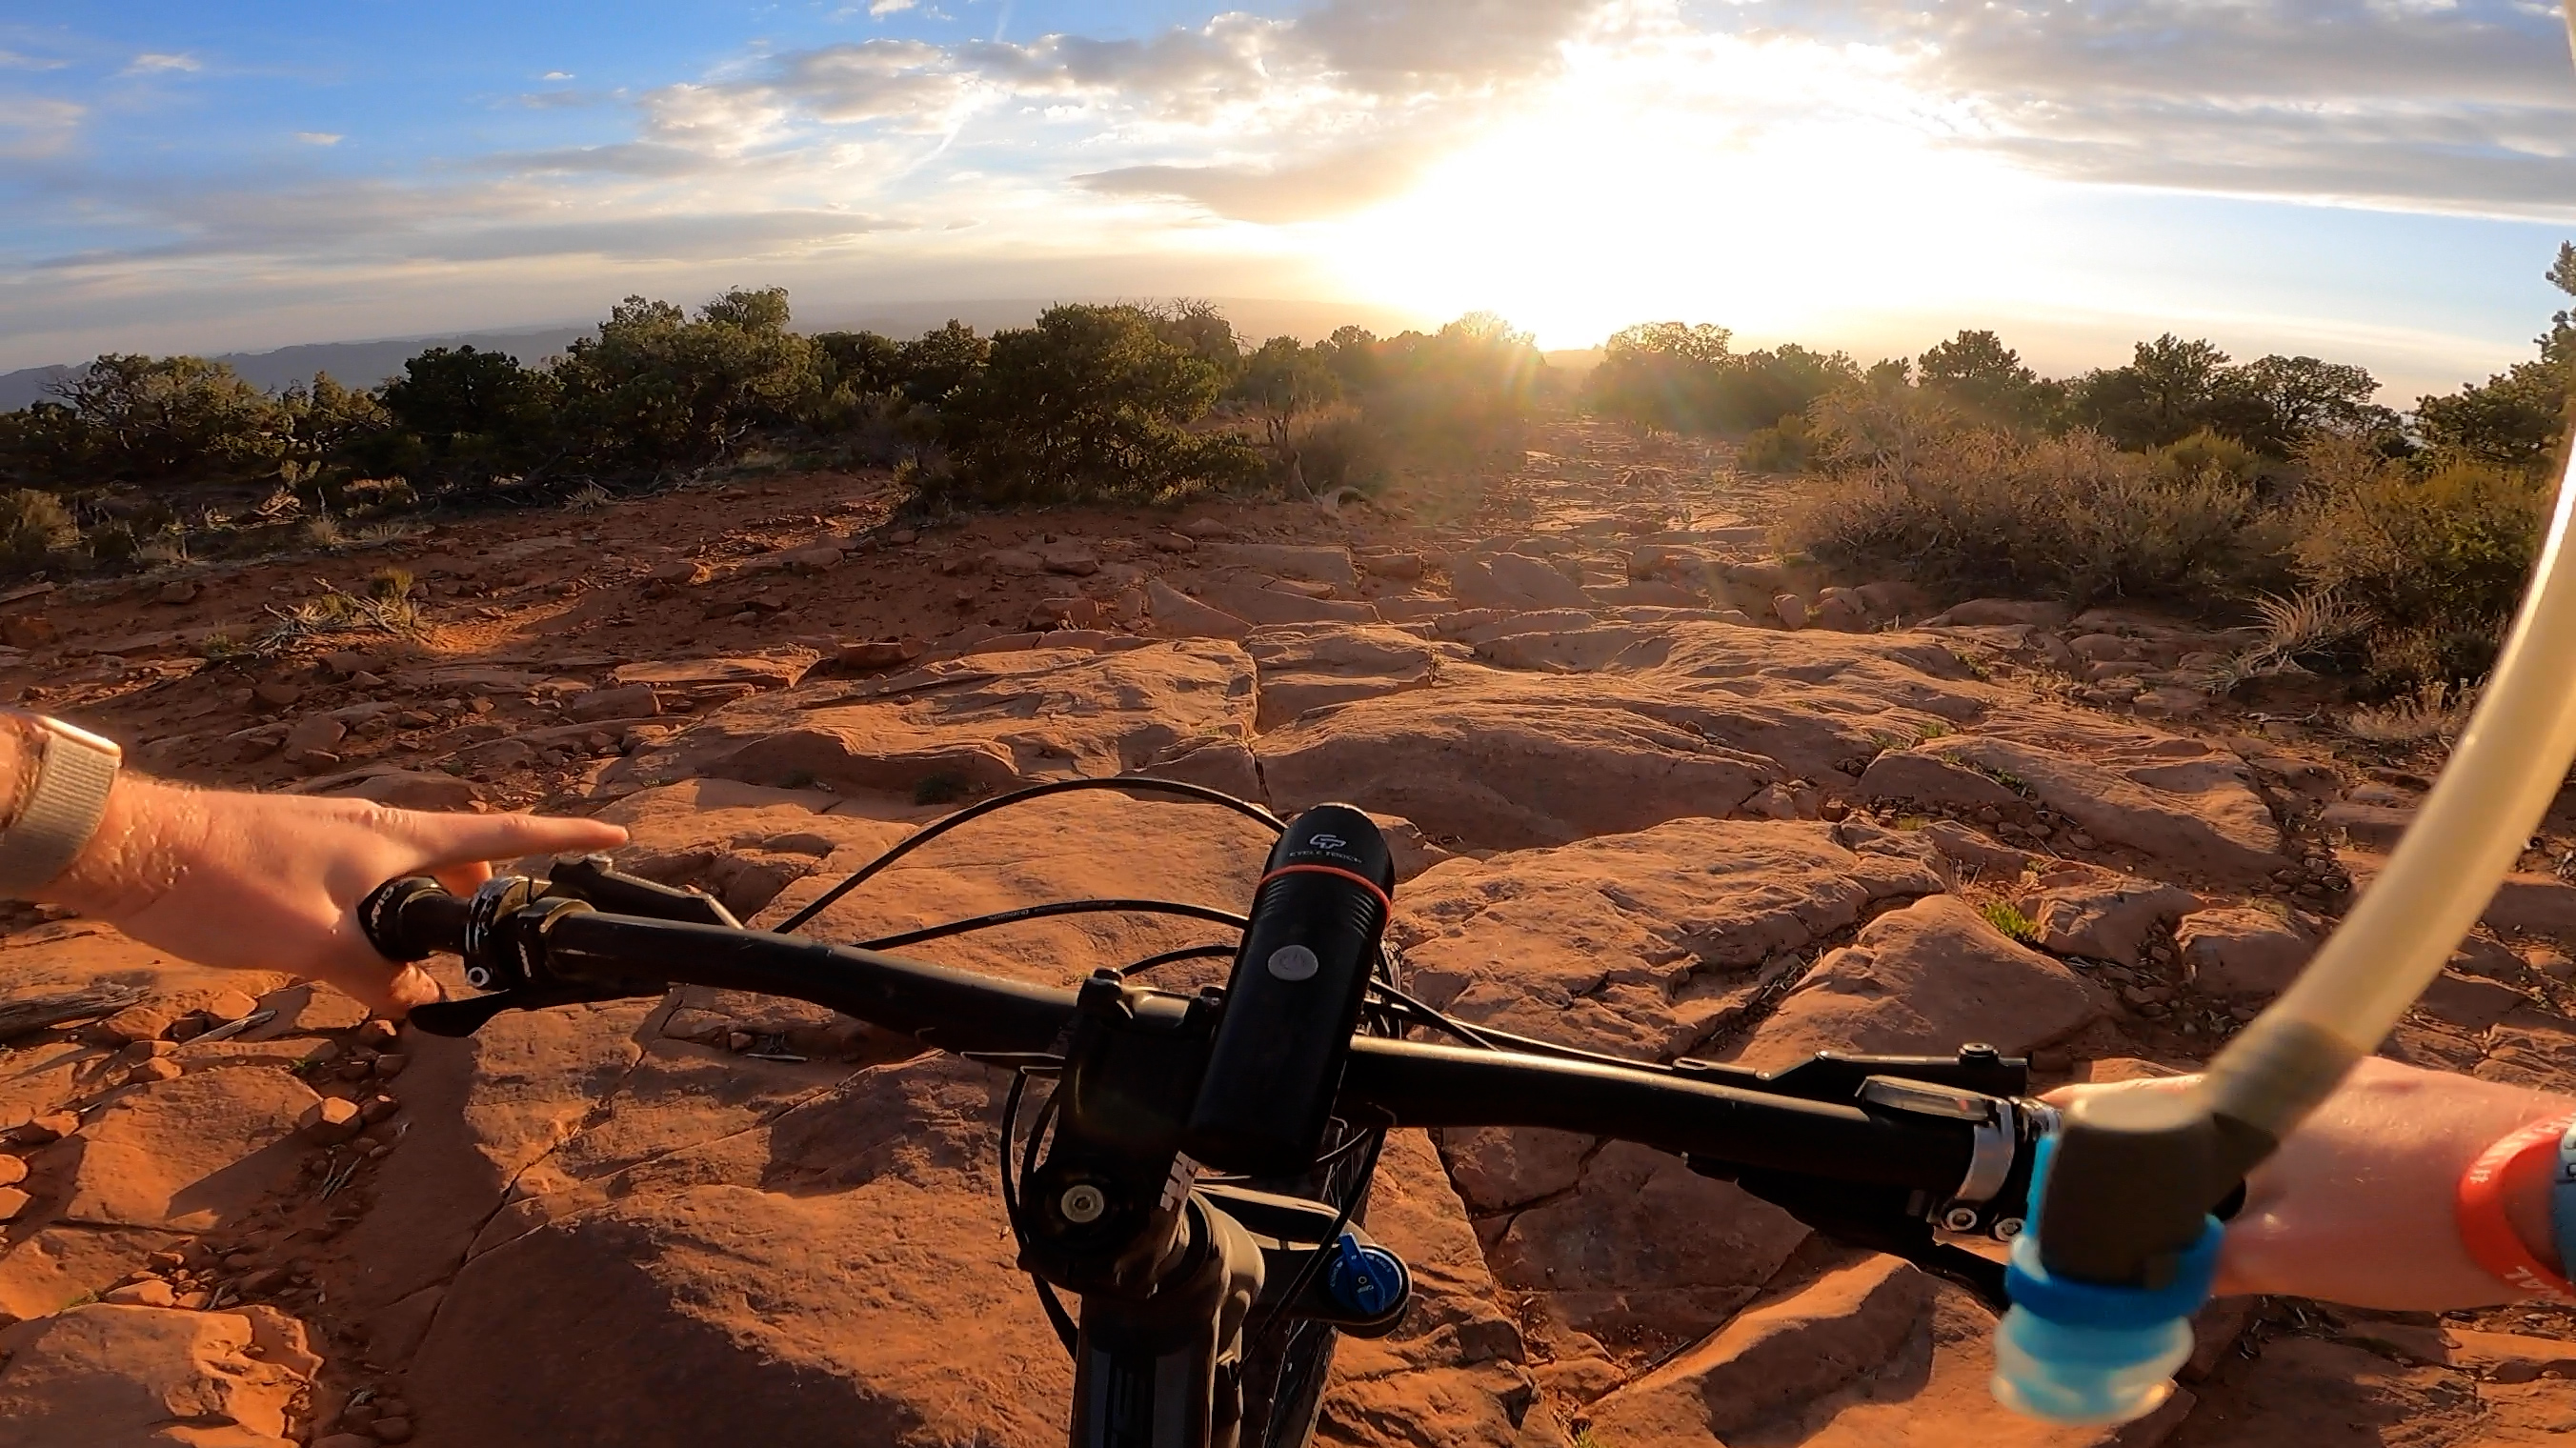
[1059,1184,1107,1224]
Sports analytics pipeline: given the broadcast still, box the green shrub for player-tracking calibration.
[2290,441,2551,685]
[1587,323,1858,434]
[0,489,75,566]
[931,304,1260,507]
[1362,313,1545,465]
[86,517,139,567]
[1918,330,2063,431]
[1740,414,1815,473]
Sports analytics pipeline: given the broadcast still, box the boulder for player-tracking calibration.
[2016,868,2200,965]
[2177,907,2316,997]
[1393,816,1944,1065]
[571,684,661,722]
[1582,1254,1932,1442]
[1196,581,1376,626]
[615,642,1255,803]
[401,1058,1076,1445]
[283,714,347,757]
[1143,580,1253,640]
[1921,819,2031,879]
[1488,1140,1807,1348]
[1036,542,1098,575]
[1258,694,1775,850]
[1244,623,1451,731]
[1452,553,1589,612]
[1727,894,2106,1071]
[302,767,482,813]
[612,654,813,696]
[1860,751,2023,812]
[1205,543,1359,591]
[1918,733,2287,881]
[0,1305,313,1448]
[1925,598,2072,628]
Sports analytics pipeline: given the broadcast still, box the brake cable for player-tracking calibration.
[775,775,1284,935]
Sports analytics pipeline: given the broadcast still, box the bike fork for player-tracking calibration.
[1068,1205,1264,1448]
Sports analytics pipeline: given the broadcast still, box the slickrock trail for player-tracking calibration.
[6,418,2576,1446]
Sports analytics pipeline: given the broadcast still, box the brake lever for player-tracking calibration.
[408,983,650,1037]
[543,854,740,927]
[1723,1167,2012,1310]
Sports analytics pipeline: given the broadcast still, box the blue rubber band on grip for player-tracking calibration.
[2552,1120,2576,1289]
[2003,1217,2224,1327]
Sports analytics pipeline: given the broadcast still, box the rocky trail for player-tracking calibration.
[6,417,2576,1446]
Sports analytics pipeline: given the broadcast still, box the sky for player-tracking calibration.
[0,0,2571,399]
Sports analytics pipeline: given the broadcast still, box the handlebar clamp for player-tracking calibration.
[1856,1075,2054,1241]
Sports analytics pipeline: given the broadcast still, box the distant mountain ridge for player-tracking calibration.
[0,326,591,412]
[0,296,1431,412]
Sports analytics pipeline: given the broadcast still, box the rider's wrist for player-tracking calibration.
[42,772,191,921]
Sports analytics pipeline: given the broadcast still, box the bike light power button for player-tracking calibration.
[1267,945,1319,981]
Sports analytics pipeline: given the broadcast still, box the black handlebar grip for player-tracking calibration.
[1183,804,1396,1176]
[358,876,469,962]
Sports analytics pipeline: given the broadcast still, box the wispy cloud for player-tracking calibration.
[0,48,67,71]
[295,131,343,146]
[0,96,84,158]
[122,52,202,75]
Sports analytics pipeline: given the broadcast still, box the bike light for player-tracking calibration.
[1183,804,1395,1176]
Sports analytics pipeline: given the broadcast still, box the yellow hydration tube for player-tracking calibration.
[2201,394,2576,1153]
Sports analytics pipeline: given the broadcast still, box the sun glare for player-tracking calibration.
[1319,33,2056,351]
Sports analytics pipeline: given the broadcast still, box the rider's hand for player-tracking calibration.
[2045,1058,2568,1311]
[39,771,626,1017]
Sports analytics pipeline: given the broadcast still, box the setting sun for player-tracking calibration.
[1318,32,2055,350]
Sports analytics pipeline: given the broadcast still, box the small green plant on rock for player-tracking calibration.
[1979,899,2041,943]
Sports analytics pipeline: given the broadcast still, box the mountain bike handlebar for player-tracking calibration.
[360,850,2055,1447]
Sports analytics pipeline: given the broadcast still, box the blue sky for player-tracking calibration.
[1,1,2570,399]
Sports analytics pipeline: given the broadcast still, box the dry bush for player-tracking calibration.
[1788,421,2286,606]
[2190,591,2375,694]
[0,489,76,566]
[1278,405,1388,497]
[2345,680,2479,743]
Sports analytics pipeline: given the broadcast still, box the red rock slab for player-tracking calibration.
[61,1068,323,1231]
[1725,895,2107,1073]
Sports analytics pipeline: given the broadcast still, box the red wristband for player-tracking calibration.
[2457,1114,2576,1303]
